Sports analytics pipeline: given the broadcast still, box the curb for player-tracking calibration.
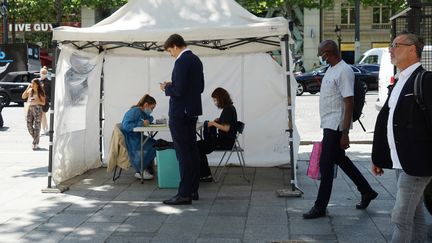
[300,140,372,145]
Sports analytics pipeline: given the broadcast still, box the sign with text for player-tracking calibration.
[8,22,80,32]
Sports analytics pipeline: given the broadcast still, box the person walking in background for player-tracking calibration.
[121,94,157,180]
[160,33,204,205]
[39,66,50,135]
[303,40,378,219]
[22,79,46,150]
[197,87,237,182]
[371,32,432,243]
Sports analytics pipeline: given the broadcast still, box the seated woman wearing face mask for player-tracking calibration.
[121,94,157,180]
[198,87,238,182]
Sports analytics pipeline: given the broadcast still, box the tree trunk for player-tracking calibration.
[10,0,15,43]
[55,0,62,27]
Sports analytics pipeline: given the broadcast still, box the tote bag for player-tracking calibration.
[307,142,322,180]
[307,141,338,180]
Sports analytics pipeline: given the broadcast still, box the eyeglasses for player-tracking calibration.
[389,43,413,49]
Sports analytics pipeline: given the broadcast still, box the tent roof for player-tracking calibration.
[53,0,288,46]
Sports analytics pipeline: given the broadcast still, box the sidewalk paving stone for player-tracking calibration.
[0,106,431,243]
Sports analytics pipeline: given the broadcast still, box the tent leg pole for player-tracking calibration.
[276,33,302,197]
[42,41,69,193]
[99,48,104,164]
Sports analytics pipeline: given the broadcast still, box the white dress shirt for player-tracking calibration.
[319,60,354,130]
[387,62,421,169]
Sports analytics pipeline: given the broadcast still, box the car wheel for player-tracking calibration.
[310,91,317,94]
[361,81,368,93]
[0,92,10,107]
[296,83,305,96]
[424,180,432,216]
[17,102,24,107]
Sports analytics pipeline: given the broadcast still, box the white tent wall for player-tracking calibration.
[102,52,297,167]
[50,0,301,184]
[52,46,104,184]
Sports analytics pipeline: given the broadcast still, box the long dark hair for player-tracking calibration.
[132,94,156,108]
[30,78,45,99]
[211,87,233,109]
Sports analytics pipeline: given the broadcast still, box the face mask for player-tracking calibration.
[144,108,152,115]
[318,56,327,65]
[40,74,47,79]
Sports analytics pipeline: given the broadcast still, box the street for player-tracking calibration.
[295,90,379,143]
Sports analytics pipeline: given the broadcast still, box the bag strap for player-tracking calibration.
[414,70,432,133]
[414,69,427,111]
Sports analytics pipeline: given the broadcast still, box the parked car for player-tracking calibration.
[0,71,38,106]
[295,64,378,96]
[354,64,380,74]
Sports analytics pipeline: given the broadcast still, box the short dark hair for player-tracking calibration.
[396,31,424,59]
[319,40,339,57]
[211,87,233,109]
[164,34,187,50]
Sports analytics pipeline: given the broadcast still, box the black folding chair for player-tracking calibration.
[213,121,249,183]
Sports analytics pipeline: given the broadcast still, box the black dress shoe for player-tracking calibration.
[200,175,213,182]
[163,195,192,205]
[191,192,199,201]
[303,206,326,219]
[356,190,378,209]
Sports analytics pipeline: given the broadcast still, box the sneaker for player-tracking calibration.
[134,171,154,180]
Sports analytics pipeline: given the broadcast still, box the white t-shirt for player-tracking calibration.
[319,60,354,130]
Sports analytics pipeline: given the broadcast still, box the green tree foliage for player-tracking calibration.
[81,0,127,10]
[8,0,80,23]
[235,0,334,17]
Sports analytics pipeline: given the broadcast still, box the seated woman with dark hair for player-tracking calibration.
[198,87,237,182]
[121,94,157,180]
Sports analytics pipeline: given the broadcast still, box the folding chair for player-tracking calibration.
[213,121,249,183]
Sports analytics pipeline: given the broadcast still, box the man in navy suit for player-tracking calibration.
[372,32,432,242]
[160,34,204,205]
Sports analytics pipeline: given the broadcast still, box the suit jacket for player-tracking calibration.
[165,50,204,118]
[372,66,432,176]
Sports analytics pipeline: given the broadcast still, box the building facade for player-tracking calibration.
[303,0,393,70]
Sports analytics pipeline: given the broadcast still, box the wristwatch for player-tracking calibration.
[341,129,349,135]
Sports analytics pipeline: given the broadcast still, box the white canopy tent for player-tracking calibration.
[50,0,300,190]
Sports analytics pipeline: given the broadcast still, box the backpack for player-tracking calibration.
[353,78,366,131]
[414,70,430,111]
[414,70,431,128]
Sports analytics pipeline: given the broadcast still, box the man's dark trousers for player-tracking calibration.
[315,128,373,210]
[169,115,200,197]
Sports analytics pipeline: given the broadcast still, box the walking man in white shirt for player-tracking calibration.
[303,40,378,219]
[372,32,432,242]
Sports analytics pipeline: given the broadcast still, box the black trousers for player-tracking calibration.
[315,128,373,211]
[197,122,234,178]
[169,115,200,197]
[197,138,233,177]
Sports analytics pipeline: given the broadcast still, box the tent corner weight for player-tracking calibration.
[41,185,69,193]
[275,187,303,197]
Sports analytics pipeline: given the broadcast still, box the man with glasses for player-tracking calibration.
[372,32,432,242]
[303,40,378,219]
